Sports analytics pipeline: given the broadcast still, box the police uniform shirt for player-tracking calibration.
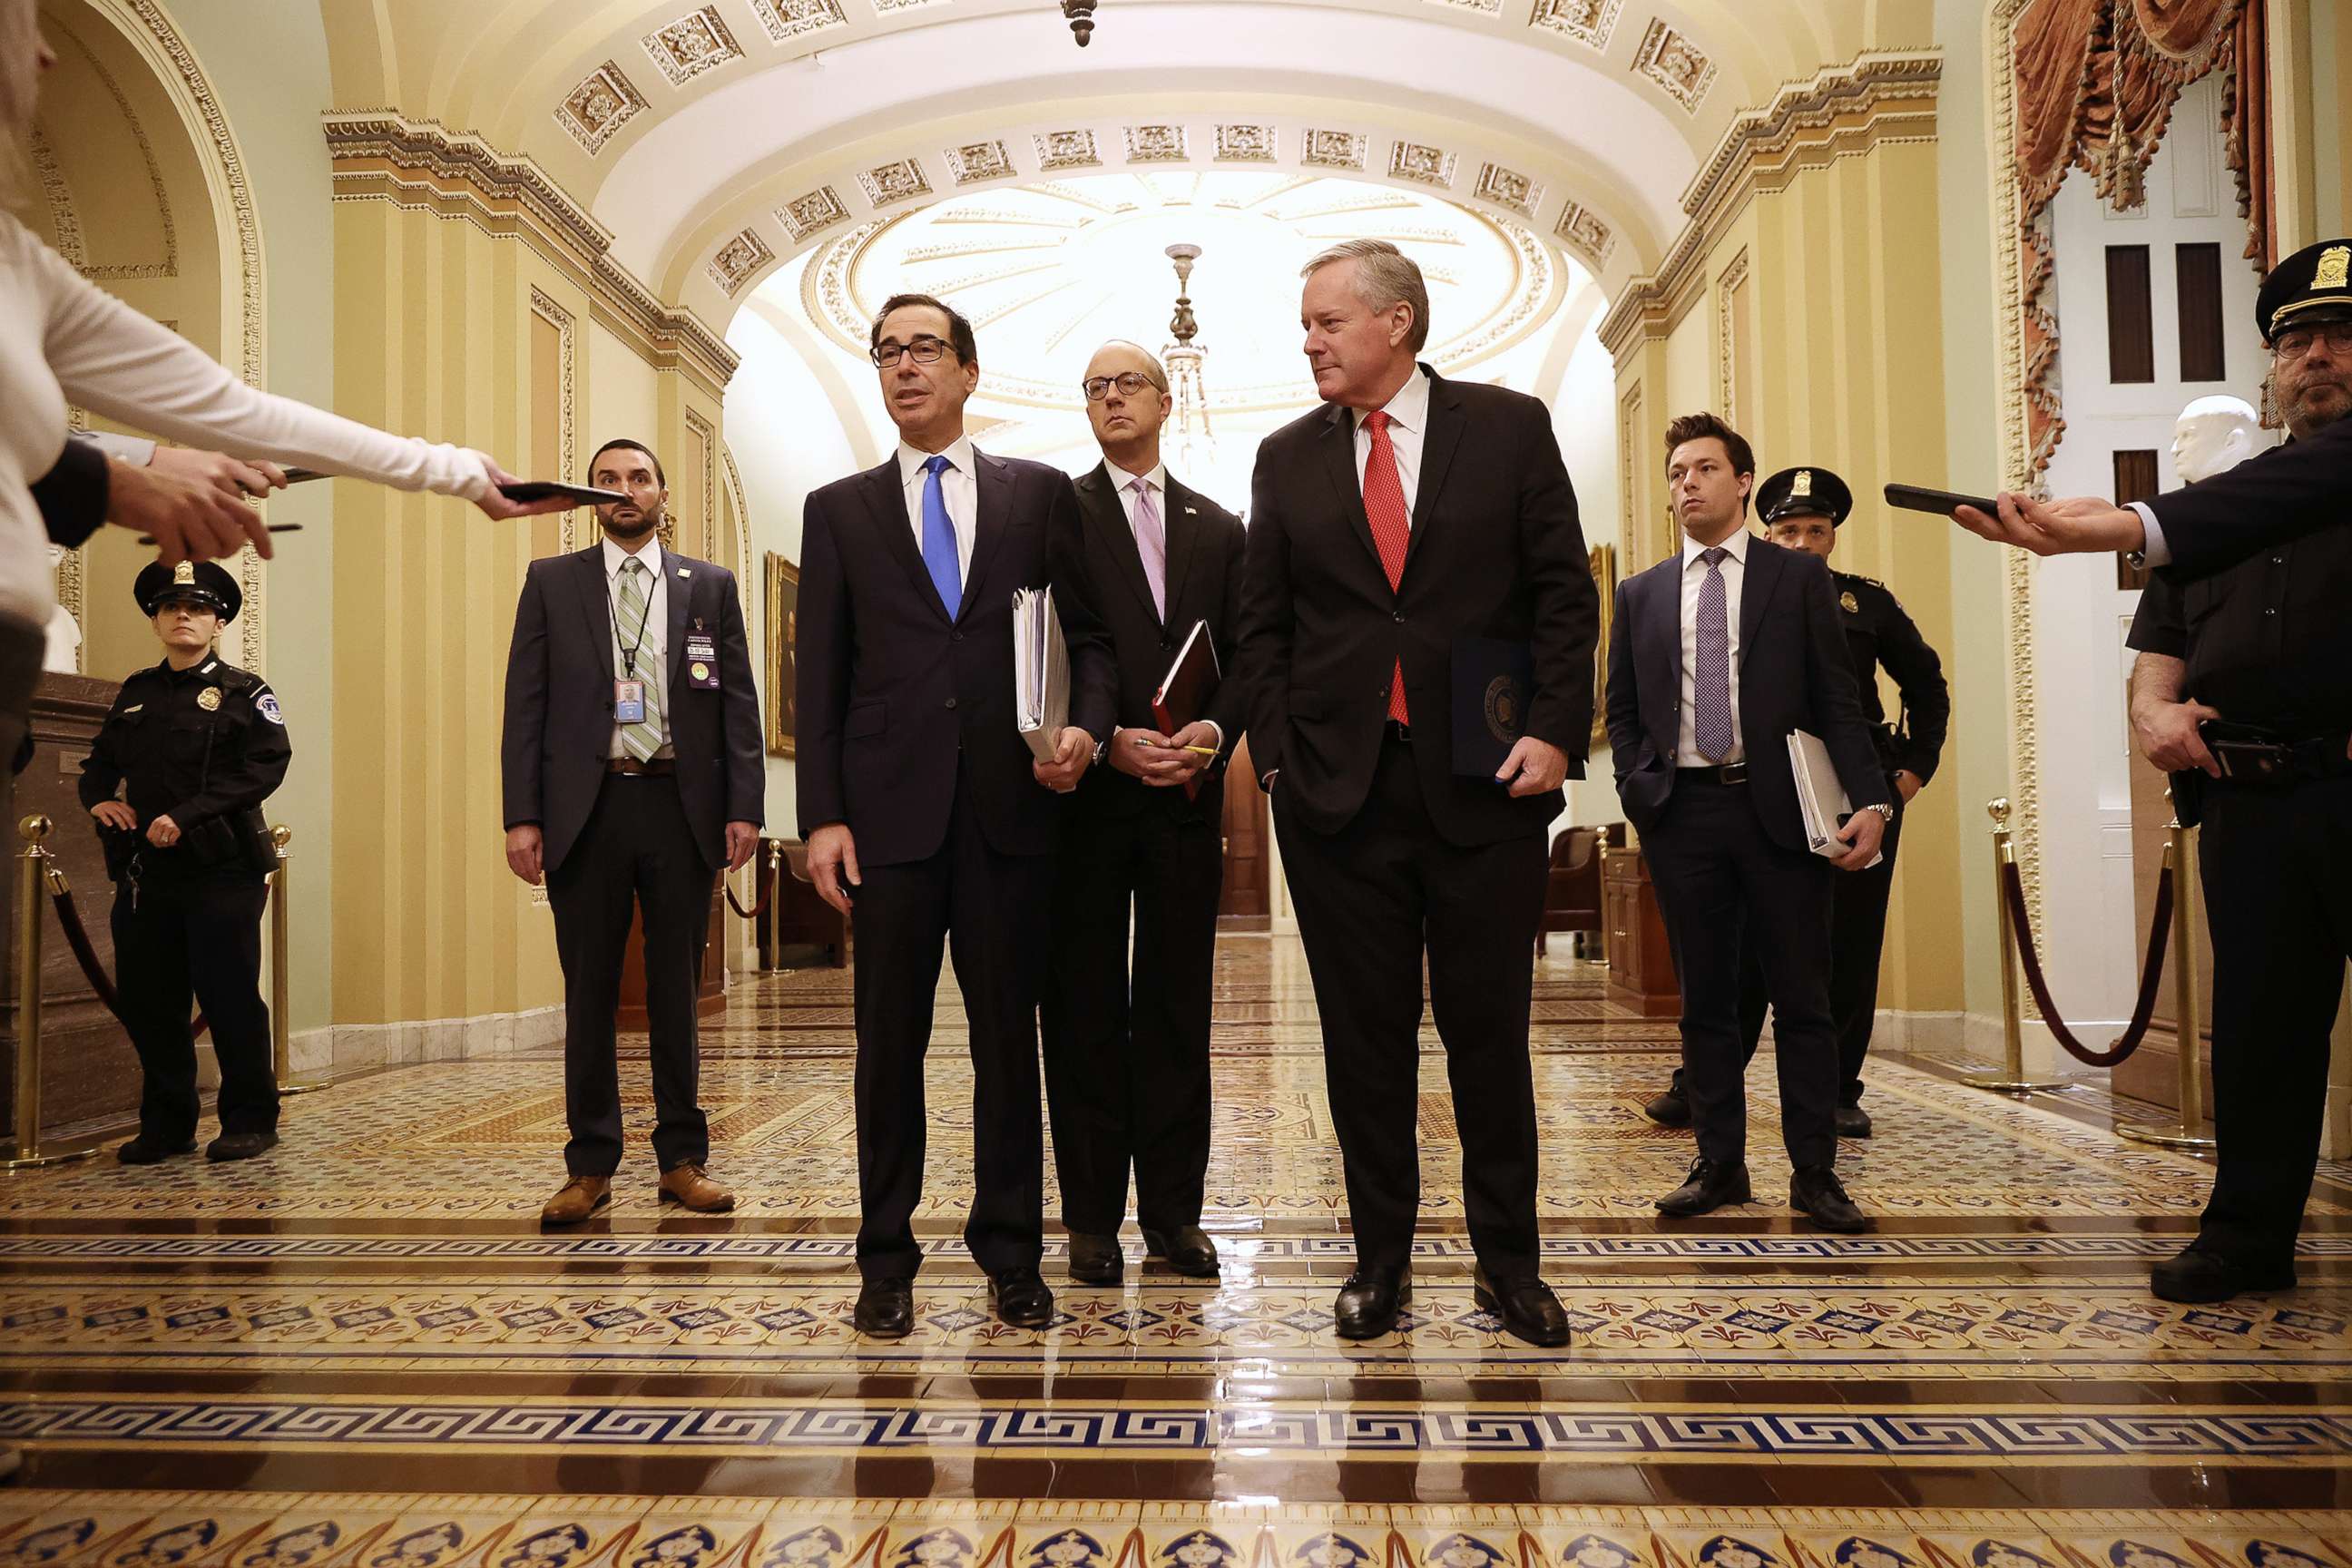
[78,656,291,844]
[2127,524,2352,737]
[1834,570,1952,783]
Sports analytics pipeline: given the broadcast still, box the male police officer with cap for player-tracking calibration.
[1643,466,1948,1139]
[81,560,290,1165]
[2119,237,2352,1304]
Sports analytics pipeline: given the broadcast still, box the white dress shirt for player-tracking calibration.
[603,533,671,758]
[0,212,493,624]
[1675,528,1752,767]
[1350,366,1433,516]
[897,435,979,588]
[1104,456,1168,534]
[1103,456,1222,752]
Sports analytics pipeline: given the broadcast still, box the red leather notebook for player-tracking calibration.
[1151,619,1220,800]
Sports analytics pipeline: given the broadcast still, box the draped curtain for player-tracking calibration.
[2009,0,2272,478]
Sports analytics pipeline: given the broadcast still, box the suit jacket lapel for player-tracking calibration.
[965,449,1013,623]
[1161,474,1205,624]
[573,546,611,671]
[1079,465,1161,626]
[662,546,693,686]
[857,456,951,625]
[1400,368,1463,578]
[1319,405,1386,581]
[1738,535,1778,665]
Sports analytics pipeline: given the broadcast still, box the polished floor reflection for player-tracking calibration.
[3,938,2347,1556]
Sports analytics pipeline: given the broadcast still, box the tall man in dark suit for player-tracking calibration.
[1605,414,1887,1233]
[797,294,1114,1337]
[1237,240,1598,1347]
[1044,340,1248,1288]
[501,437,764,1226]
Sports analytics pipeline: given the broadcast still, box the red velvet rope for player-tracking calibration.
[722,852,776,921]
[44,874,209,1041]
[1998,858,2172,1067]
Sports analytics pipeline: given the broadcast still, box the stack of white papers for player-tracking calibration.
[1013,585,1069,762]
[1787,728,1884,867]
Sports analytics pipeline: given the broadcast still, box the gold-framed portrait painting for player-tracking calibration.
[765,552,799,758]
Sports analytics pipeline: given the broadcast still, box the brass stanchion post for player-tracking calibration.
[2120,808,2216,1149]
[6,815,100,1170]
[270,825,326,1096]
[1965,798,2068,1095]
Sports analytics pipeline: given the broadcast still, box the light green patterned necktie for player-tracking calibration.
[615,558,663,762]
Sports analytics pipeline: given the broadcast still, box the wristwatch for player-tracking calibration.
[1862,801,1896,822]
[1092,735,1109,769]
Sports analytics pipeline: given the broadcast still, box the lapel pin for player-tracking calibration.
[677,568,691,578]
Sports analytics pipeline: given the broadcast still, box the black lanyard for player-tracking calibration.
[607,561,656,680]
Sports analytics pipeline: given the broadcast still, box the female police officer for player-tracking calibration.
[80,560,289,1165]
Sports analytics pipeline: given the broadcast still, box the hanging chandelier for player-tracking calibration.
[1060,1,1098,45]
[1162,243,1215,472]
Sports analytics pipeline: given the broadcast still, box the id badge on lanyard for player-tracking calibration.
[614,680,646,724]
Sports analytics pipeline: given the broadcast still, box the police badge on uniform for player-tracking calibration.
[197,687,222,711]
[1840,591,1860,613]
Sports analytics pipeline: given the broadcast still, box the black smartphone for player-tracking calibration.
[134,523,304,545]
[498,481,627,506]
[1884,483,2002,518]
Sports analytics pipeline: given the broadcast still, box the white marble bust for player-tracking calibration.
[2170,394,2263,485]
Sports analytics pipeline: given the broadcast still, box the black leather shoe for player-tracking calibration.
[2150,1243,2297,1304]
[852,1277,915,1339]
[1142,1225,1220,1277]
[1790,1165,1872,1233]
[205,1131,279,1162]
[1472,1266,1571,1348]
[1835,1104,1874,1139]
[1066,1231,1123,1286]
[116,1134,195,1166]
[987,1267,1056,1328]
[1333,1265,1411,1340]
[1642,1085,1692,1127]
[1654,1156,1750,1216]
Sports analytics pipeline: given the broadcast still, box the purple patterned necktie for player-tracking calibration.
[1693,546,1732,762]
[1130,479,1167,621]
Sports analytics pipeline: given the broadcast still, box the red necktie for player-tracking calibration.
[1362,410,1411,724]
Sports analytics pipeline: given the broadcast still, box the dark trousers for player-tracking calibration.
[1275,736,1548,1279]
[1642,775,1840,1171]
[545,773,713,1177]
[112,869,274,1142]
[852,764,1054,1280]
[1676,793,1905,1105]
[2194,775,2352,1267]
[1041,799,1220,1236]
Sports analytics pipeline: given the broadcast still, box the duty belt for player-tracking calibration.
[2207,728,2352,785]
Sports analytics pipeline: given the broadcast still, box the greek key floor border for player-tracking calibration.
[7,1396,2351,1464]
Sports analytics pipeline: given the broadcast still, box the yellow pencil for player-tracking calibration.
[1181,745,1220,757]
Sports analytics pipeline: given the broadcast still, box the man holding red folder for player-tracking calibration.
[1042,340,1248,1285]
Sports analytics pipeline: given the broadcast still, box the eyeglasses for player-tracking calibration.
[872,336,951,368]
[1083,371,1161,401]
[2271,322,2352,359]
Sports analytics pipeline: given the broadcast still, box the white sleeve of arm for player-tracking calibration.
[2129,502,2171,568]
[74,430,156,466]
[35,241,492,502]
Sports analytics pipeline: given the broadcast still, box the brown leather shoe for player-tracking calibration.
[541,1174,612,1226]
[658,1163,736,1213]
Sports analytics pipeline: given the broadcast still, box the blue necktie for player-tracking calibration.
[920,454,960,615]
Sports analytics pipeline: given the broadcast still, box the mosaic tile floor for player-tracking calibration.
[3,937,2347,1555]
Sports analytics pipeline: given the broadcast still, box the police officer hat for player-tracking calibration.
[1756,466,1853,527]
[2256,237,2352,344]
[133,560,240,621]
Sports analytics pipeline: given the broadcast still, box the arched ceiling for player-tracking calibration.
[321,0,1936,323]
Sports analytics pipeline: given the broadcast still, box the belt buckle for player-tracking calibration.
[1720,761,1748,785]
